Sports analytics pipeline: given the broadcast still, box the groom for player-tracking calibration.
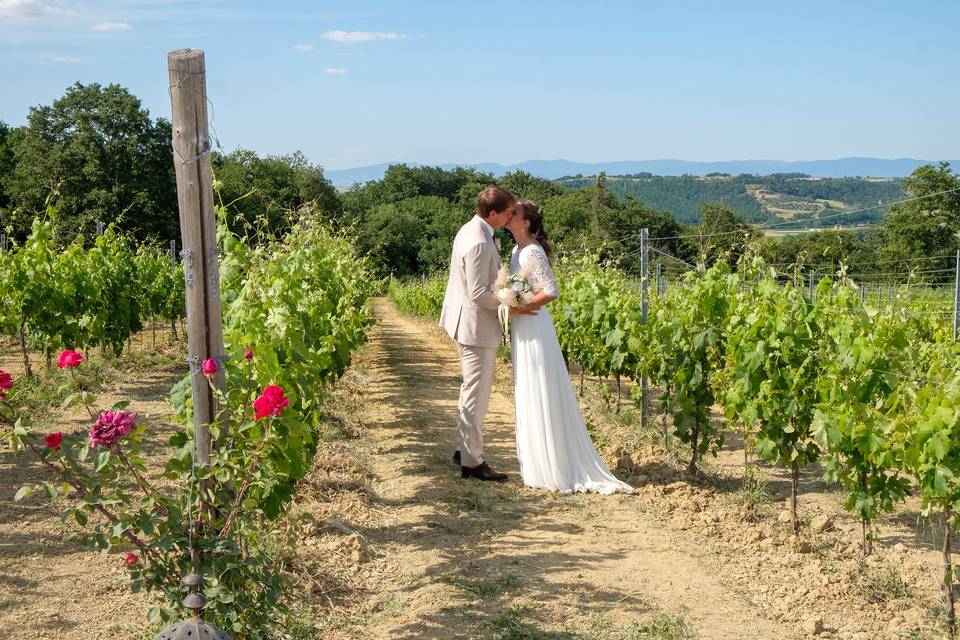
[439,186,516,482]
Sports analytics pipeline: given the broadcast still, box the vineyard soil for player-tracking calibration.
[0,304,955,639]
[0,331,184,637]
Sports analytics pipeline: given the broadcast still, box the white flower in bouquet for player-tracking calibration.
[496,265,510,289]
[495,262,542,309]
[496,286,518,307]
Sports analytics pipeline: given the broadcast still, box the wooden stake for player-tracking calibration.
[167,48,226,477]
[640,228,649,429]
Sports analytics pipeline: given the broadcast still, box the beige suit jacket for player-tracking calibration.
[439,216,502,349]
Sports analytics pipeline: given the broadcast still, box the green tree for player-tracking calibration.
[498,170,564,203]
[7,82,177,244]
[357,203,421,277]
[0,121,16,219]
[539,188,595,251]
[409,196,471,275]
[340,164,493,229]
[756,229,871,277]
[603,194,691,273]
[213,149,341,236]
[689,202,758,267]
[872,162,960,283]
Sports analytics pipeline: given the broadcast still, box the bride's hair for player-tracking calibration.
[515,199,553,261]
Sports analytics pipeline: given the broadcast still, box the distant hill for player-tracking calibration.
[325,158,957,188]
[558,174,906,227]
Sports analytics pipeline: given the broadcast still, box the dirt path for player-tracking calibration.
[349,299,788,639]
[1,306,946,639]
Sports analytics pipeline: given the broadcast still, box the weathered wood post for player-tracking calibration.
[640,228,649,430]
[167,49,226,483]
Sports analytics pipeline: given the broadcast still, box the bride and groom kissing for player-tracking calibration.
[439,186,633,495]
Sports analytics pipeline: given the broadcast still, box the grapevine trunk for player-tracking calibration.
[790,461,800,535]
[944,507,956,636]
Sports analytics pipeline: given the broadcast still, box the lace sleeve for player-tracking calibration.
[527,245,560,299]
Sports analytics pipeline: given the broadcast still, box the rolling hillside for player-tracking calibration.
[556,173,906,226]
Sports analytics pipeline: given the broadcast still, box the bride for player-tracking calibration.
[504,199,633,495]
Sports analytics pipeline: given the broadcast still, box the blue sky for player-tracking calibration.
[1,0,957,170]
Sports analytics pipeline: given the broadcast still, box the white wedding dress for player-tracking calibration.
[509,244,633,495]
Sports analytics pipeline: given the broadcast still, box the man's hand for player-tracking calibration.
[509,305,538,316]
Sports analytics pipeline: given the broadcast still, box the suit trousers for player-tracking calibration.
[455,342,497,467]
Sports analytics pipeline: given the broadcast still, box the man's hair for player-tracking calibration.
[476,186,515,218]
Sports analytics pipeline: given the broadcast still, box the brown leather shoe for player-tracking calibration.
[461,462,508,482]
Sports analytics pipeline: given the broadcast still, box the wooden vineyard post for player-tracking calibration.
[167,49,226,497]
[947,249,960,634]
[640,228,649,430]
[953,250,960,342]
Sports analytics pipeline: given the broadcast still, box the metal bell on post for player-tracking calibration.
[152,573,232,640]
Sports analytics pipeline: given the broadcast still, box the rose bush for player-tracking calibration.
[3,209,375,637]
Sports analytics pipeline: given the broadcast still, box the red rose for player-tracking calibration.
[253,385,288,419]
[0,370,12,390]
[244,348,254,361]
[253,394,273,420]
[124,552,138,565]
[263,385,285,400]
[57,350,85,369]
[45,432,63,450]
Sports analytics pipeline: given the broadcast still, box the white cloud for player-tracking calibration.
[0,0,68,22]
[35,54,82,64]
[90,21,131,31]
[324,67,347,76]
[294,43,315,51]
[322,30,407,44]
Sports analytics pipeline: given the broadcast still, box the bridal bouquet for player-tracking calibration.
[495,264,541,309]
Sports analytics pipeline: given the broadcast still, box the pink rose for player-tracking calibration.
[89,411,138,448]
[45,432,63,451]
[57,350,85,369]
[0,370,12,390]
[124,552,138,565]
[202,358,217,376]
[244,348,254,361]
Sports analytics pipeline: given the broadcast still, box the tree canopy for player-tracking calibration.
[4,82,177,244]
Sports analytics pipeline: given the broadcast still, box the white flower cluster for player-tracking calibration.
[495,264,541,308]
